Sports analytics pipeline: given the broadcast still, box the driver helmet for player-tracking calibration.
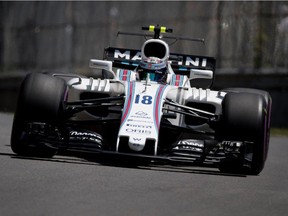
[137,57,167,82]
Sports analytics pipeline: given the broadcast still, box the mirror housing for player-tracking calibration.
[89,59,116,79]
[189,69,213,80]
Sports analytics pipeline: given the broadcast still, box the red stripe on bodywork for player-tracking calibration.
[122,70,128,81]
[175,74,180,86]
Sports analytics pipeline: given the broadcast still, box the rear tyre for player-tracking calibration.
[220,91,271,175]
[11,73,68,157]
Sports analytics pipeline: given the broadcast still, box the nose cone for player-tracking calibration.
[128,136,146,151]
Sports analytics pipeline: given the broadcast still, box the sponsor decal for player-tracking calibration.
[127,119,154,124]
[222,141,241,147]
[173,145,203,153]
[70,131,102,139]
[113,49,207,67]
[130,114,151,119]
[132,137,142,142]
[173,139,204,153]
[126,110,152,121]
[114,50,142,61]
[177,140,204,148]
[126,124,152,129]
[222,141,242,153]
[125,128,151,135]
[69,131,103,143]
[134,111,148,116]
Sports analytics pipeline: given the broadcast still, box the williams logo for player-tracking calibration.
[133,138,142,141]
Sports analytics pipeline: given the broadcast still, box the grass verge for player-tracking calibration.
[271,128,288,137]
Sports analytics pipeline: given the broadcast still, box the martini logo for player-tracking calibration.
[114,49,207,67]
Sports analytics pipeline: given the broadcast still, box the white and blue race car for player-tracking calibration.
[11,25,272,175]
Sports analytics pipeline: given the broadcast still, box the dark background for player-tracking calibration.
[0,1,287,127]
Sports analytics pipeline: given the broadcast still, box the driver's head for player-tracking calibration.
[137,57,167,82]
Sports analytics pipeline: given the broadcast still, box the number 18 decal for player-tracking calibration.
[135,95,153,105]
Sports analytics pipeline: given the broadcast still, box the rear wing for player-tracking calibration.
[104,47,216,88]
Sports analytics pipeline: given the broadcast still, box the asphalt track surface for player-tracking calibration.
[0,112,288,216]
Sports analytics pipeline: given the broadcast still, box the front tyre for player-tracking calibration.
[220,92,271,175]
[11,73,68,157]
[223,88,272,162]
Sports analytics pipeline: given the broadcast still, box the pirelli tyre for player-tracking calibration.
[220,91,271,175]
[223,88,272,162]
[11,73,68,157]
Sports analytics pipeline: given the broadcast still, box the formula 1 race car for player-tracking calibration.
[10,25,272,175]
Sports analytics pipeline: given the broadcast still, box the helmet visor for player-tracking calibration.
[138,69,166,82]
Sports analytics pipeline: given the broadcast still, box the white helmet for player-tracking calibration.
[138,39,170,82]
